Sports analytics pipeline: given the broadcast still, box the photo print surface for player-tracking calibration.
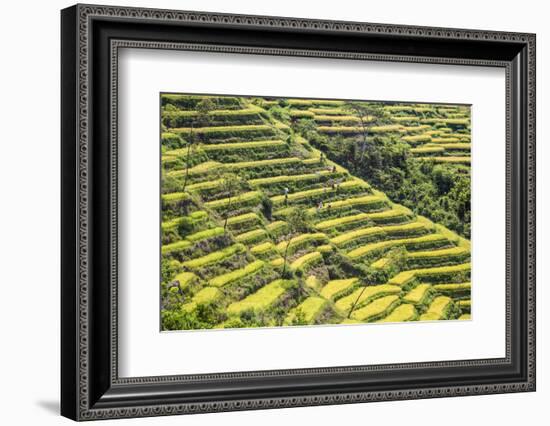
[160,94,472,331]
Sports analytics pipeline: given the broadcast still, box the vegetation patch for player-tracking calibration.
[284,297,329,325]
[226,279,293,315]
[209,260,265,287]
[160,94,472,331]
[320,278,360,301]
[378,304,418,323]
[335,285,401,314]
[402,283,433,305]
[388,262,471,286]
[347,233,449,260]
[350,295,401,322]
[419,296,456,320]
[182,244,246,269]
[290,252,323,272]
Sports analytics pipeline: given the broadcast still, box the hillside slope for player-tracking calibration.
[160,94,471,330]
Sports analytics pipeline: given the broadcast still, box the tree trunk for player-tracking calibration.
[182,126,194,192]
[347,284,368,319]
[282,237,292,275]
[223,192,232,232]
[182,143,191,192]
[358,115,368,163]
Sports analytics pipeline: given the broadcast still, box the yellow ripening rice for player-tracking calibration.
[290,252,323,272]
[378,304,418,323]
[406,246,470,262]
[225,157,302,170]
[235,228,267,244]
[172,272,197,291]
[227,279,292,315]
[350,295,401,322]
[226,212,260,227]
[271,179,368,205]
[315,212,370,231]
[388,262,471,286]
[306,194,387,214]
[192,287,222,305]
[284,297,328,325]
[209,260,265,287]
[421,156,471,165]
[402,283,433,305]
[305,275,321,290]
[276,233,328,254]
[335,285,401,314]
[320,278,359,301]
[347,233,447,260]
[204,191,261,210]
[250,242,275,255]
[330,227,386,247]
[249,171,332,187]
[419,296,454,321]
[182,244,246,269]
[167,161,222,178]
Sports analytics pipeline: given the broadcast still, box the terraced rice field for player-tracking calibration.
[160,94,472,331]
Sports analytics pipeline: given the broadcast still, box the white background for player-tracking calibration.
[119,49,505,377]
[0,0,547,425]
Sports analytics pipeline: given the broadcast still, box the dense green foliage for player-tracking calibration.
[294,119,471,238]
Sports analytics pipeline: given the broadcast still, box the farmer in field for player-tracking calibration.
[283,187,289,206]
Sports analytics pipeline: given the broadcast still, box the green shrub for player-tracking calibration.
[161,132,183,149]
[163,108,265,127]
[161,94,242,109]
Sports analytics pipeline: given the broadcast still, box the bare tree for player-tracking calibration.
[182,99,216,192]
[181,125,196,192]
[281,207,309,276]
[196,98,216,127]
[219,173,245,232]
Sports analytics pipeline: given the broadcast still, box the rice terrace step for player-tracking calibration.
[160,93,472,331]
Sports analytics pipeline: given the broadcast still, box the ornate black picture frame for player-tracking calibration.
[61,4,536,421]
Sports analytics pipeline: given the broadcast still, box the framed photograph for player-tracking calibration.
[61,4,536,421]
